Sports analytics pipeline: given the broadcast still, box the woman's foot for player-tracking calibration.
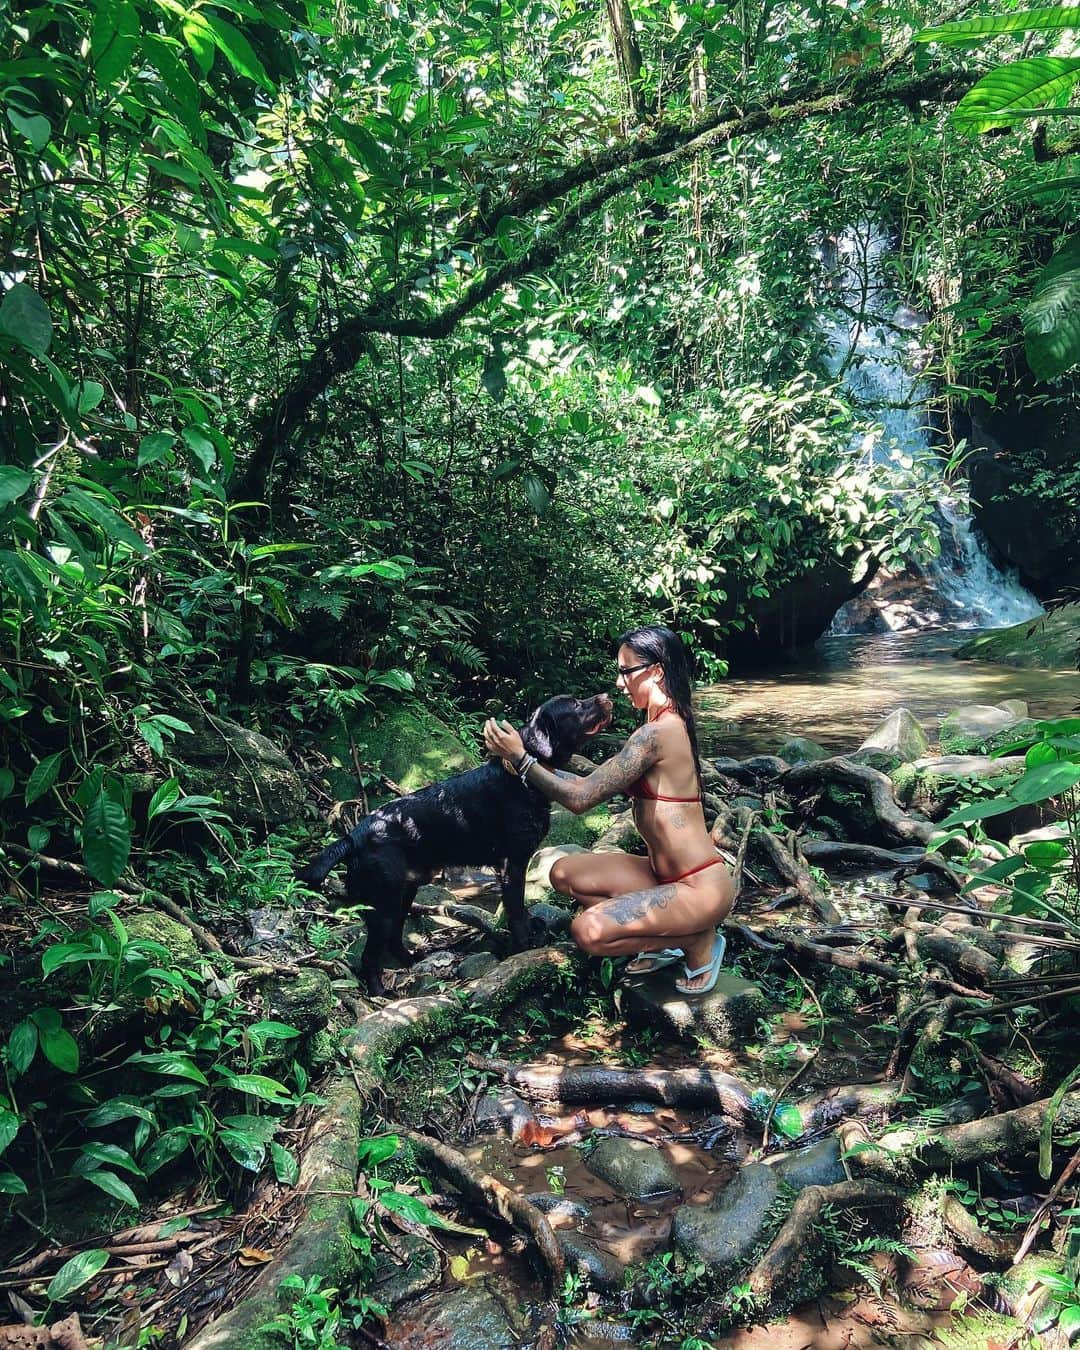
[624,947,684,977]
[674,930,727,996]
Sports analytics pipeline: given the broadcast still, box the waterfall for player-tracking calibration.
[818,225,1042,635]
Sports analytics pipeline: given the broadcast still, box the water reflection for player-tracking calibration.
[698,630,1079,758]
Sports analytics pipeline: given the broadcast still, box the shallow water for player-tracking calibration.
[698,629,1079,759]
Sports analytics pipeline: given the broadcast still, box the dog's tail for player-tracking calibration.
[296,828,362,887]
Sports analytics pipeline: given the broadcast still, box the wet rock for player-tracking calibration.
[390,1279,521,1350]
[586,1138,680,1199]
[902,871,955,897]
[414,882,458,908]
[619,969,768,1052]
[671,1162,779,1274]
[732,793,765,814]
[409,951,457,981]
[858,708,929,763]
[372,1231,441,1307]
[849,747,903,774]
[939,704,1035,756]
[712,757,757,785]
[473,1088,536,1139]
[777,736,830,765]
[557,1232,624,1290]
[527,1193,590,1220]
[526,843,588,900]
[742,755,790,779]
[458,952,499,981]
[765,1137,846,1190]
[263,967,334,1038]
[592,812,643,853]
[527,900,572,938]
[244,906,299,958]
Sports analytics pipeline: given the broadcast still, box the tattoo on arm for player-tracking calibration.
[523,728,660,813]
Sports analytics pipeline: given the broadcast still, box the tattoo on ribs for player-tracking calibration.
[609,883,678,926]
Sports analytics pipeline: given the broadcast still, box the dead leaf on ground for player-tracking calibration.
[164,1249,194,1288]
[237,1248,273,1266]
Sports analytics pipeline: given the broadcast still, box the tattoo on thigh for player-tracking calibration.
[609,884,678,926]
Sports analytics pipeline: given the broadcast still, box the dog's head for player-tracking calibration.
[521,693,613,768]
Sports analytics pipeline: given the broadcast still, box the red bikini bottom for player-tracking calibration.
[656,855,726,885]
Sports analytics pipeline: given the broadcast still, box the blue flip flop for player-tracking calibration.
[624,947,684,977]
[674,931,727,996]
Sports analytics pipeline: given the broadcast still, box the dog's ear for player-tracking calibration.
[521,706,555,762]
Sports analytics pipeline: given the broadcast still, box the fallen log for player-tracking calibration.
[467,1056,756,1124]
[782,758,935,845]
[888,926,1002,987]
[399,1128,564,1291]
[746,1180,906,1303]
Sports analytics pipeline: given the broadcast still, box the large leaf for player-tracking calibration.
[953,57,1080,132]
[25,751,63,806]
[1010,758,1080,804]
[0,466,33,507]
[82,788,132,886]
[1025,235,1080,380]
[0,283,52,354]
[919,7,1080,44]
[85,1168,140,1208]
[46,1249,110,1303]
[58,486,150,555]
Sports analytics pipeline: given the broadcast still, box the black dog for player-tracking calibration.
[297,693,612,995]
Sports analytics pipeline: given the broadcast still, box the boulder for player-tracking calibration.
[557,1233,624,1290]
[473,1089,537,1139]
[526,1193,591,1220]
[457,952,499,981]
[389,1280,521,1350]
[546,803,614,849]
[526,901,572,939]
[858,709,929,763]
[956,605,1079,672]
[585,1138,680,1199]
[742,755,790,779]
[525,843,588,902]
[939,704,1035,756]
[372,1231,441,1308]
[712,757,758,785]
[764,1138,847,1190]
[671,1162,779,1274]
[890,755,1033,839]
[171,711,305,826]
[619,969,768,1051]
[776,737,830,765]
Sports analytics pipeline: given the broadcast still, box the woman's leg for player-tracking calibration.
[569,870,735,992]
[549,850,658,910]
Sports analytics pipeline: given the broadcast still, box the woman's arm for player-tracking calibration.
[483,720,660,814]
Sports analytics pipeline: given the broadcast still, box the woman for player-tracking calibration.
[483,626,734,995]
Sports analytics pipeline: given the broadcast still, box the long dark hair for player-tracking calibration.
[618,625,702,791]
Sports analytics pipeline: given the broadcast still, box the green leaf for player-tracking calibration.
[59,486,149,554]
[0,1108,21,1155]
[223,1072,292,1102]
[0,1171,28,1194]
[1040,1065,1080,1179]
[141,1128,192,1174]
[919,7,1080,44]
[77,380,105,414]
[46,1249,110,1302]
[220,1128,267,1171]
[772,1102,804,1140]
[181,425,217,473]
[0,283,53,355]
[84,1097,156,1128]
[1011,759,1080,805]
[92,0,139,87]
[1024,840,1069,869]
[379,1189,485,1234]
[1025,235,1080,381]
[198,12,272,88]
[127,1051,208,1084]
[147,778,182,819]
[246,1020,302,1050]
[137,431,175,467]
[0,466,34,509]
[0,768,15,801]
[85,1168,140,1208]
[939,797,1020,827]
[39,1025,79,1073]
[357,1135,399,1170]
[522,473,551,516]
[8,1021,37,1076]
[953,57,1080,133]
[6,108,51,151]
[25,751,63,806]
[270,1141,299,1185]
[74,1142,144,1177]
[82,788,132,886]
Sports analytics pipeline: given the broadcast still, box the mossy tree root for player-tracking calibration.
[782,758,936,845]
[183,1075,364,1350]
[746,1180,906,1304]
[735,805,841,924]
[398,1127,565,1292]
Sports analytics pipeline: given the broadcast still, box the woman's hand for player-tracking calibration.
[484,718,525,763]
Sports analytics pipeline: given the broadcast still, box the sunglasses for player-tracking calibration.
[617,661,656,677]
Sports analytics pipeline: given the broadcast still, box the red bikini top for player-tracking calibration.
[628,707,701,803]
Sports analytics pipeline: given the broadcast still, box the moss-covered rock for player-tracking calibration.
[891,755,1035,838]
[939,704,1036,756]
[776,736,830,765]
[858,708,929,763]
[330,706,479,799]
[171,710,305,827]
[545,803,613,848]
[956,604,1079,671]
[126,910,200,969]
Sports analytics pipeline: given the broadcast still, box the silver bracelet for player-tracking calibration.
[516,752,537,778]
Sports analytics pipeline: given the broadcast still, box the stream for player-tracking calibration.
[697,629,1078,758]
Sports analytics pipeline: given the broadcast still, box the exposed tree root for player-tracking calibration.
[889,925,1002,987]
[942,1195,1021,1262]
[757,926,901,982]
[467,1056,757,1124]
[782,758,936,845]
[399,1128,564,1291]
[746,1180,906,1302]
[736,806,841,923]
